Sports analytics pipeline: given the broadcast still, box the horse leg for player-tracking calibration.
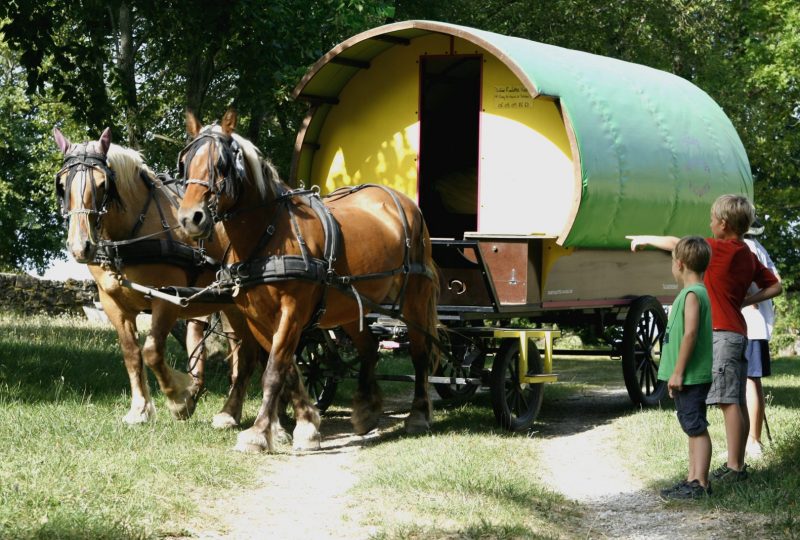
[236,313,319,453]
[283,354,322,451]
[403,276,439,434]
[98,296,155,423]
[185,317,207,399]
[142,302,197,419]
[344,321,383,435]
[212,309,262,429]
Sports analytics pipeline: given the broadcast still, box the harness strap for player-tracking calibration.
[221,254,329,288]
[96,239,220,271]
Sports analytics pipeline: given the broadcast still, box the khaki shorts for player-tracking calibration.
[706,331,748,405]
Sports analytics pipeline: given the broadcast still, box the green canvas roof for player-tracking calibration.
[293,20,752,247]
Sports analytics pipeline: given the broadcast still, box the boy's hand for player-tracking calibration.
[626,235,647,251]
[668,373,684,398]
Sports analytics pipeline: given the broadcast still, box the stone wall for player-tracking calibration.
[0,273,98,315]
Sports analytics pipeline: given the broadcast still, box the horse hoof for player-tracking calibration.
[234,441,265,454]
[166,392,196,420]
[404,411,430,435]
[212,413,239,430]
[292,422,322,451]
[122,403,155,424]
[351,398,381,435]
[235,429,271,453]
[272,425,292,446]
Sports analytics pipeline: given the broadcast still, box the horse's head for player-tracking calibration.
[177,109,246,239]
[53,127,119,263]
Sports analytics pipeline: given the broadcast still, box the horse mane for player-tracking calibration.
[106,143,157,205]
[204,124,284,201]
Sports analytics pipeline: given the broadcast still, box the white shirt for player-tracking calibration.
[742,238,778,340]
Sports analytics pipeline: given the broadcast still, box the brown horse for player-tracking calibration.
[53,127,262,429]
[176,110,440,452]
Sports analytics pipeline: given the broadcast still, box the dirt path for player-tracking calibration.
[184,406,406,540]
[537,388,764,539]
[182,386,768,539]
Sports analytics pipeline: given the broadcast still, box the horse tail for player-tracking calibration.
[424,258,442,373]
[416,211,441,374]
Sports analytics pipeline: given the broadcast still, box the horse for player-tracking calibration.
[53,126,262,429]
[176,109,440,453]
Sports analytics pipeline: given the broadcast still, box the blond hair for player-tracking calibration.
[674,236,711,274]
[711,194,755,236]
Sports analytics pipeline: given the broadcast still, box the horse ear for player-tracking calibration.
[53,127,71,154]
[186,109,203,138]
[221,108,238,135]
[98,127,112,155]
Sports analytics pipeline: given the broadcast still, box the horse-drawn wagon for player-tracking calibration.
[288,20,753,430]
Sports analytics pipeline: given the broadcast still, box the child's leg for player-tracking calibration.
[720,402,748,470]
[746,377,764,443]
[688,430,712,486]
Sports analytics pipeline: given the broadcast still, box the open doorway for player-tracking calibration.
[418,55,481,239]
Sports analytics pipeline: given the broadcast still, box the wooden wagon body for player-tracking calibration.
[288,20,754,429]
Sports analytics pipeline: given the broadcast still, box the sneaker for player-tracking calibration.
[659,480,688,498]
[746,441,764,459]
[711,463,749,482]
[661,479,712,500]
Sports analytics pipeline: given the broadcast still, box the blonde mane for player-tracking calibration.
[106,143,157,204]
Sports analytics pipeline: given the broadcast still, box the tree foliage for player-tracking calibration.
[0,1,797,284]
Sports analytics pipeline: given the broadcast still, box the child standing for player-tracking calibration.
[628,194,782,483]
[742,219,781,458]
[657,236,714,499]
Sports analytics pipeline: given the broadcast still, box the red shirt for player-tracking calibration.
[704,237,779,335]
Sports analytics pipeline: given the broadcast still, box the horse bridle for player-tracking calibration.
[177,128,246,222]
[55,146,118,235]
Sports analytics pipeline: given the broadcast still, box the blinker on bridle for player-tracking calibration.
[55,147,118,221]
[177,128,245,222]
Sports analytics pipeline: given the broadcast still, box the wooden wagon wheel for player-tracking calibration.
[621,295,668,406]
[294,329,339,413]
[433,329,485,401]
[490,338,544,432]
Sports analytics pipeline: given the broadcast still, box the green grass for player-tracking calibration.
[353,414,581,539]
[613,357,800,537]
[0,312,264,539]
[10,312,797,538]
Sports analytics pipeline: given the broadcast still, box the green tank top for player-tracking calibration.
[658,283,713,384]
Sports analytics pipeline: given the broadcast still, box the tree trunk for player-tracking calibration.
[116,2,140,149]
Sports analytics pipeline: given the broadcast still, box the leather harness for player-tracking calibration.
[56,148,219,283]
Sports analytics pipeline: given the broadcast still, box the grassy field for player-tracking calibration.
[614,357,800,538]
[2,311,799,539]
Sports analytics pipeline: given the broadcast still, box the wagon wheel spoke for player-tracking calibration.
[516,389,530,416]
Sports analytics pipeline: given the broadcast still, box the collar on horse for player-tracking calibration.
[94,171,220,278]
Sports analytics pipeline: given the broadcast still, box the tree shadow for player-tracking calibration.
[0,324,235,405]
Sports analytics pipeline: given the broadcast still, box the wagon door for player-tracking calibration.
[418,55,481,240]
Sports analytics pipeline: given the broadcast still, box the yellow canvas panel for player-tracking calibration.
[478,58,574,236]
[310,33,456,198]
[310,33,575,227]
